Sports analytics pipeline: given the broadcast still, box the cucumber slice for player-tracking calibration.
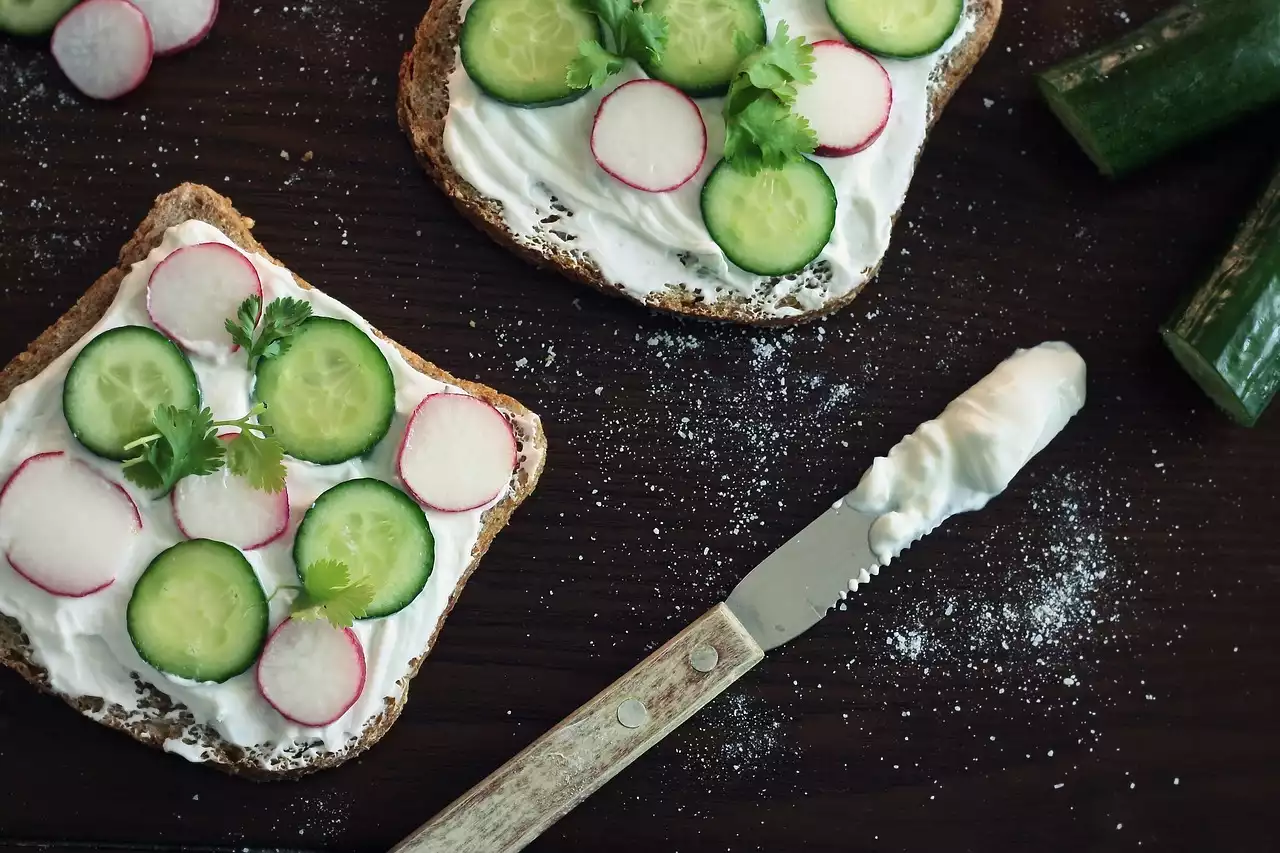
[254,318,395,465]
[701,158,837,276]
[826,0,963,59]
[1161,163,1280,426]
[293,479,435,620]
[460,0,600,108]
[641,0,765,97]
[127,539,269,683]
[0,0,78,36]
[1037,0,1280,178]
[63,326,201,461]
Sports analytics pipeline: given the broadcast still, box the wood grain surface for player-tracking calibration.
[0,2,1277,852]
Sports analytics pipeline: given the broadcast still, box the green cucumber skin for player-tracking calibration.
[0,0,79,37]
[641,0,766,98]
[1037,0,1280,178]
[825,0,963,60]
[1161,164,1280,426]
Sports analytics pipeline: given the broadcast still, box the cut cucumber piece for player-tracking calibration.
[460,0,600,108]
[1161,163,1280,426]
[293,479,435,620]
[641,0,765,97]
[0,0,78,36]
[127,539,269,683]
[1037,0,1280,178]
[701,158,837,276]
[63,326,200,461]
[826,0,963,59]
[254,317,395,465]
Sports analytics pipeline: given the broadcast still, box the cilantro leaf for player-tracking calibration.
[578,0,633,38]
[724,97,817,175]
[292,560,375,629]
[226,295,312,371]
[225,295,260,354]
[617,7,668,64]
[122,405,224,496]
[567,40,625,90]
[121,403,286,496]
[735,21,815,105]
[721,23,819,174]
[225,427,286,493]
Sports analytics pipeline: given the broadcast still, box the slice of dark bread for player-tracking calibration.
[0,183,547,779]
[398,0,1002,326]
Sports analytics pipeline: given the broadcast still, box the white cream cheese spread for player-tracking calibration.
[443,0,979,319]
[0,220,543,767]
[848,342,1087,565]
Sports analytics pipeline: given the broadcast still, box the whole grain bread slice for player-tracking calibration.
[0,183,547,779]
[398,0,1002,326]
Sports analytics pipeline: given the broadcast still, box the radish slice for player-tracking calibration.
[147,243,263,356]
[0,452,142,597]
[794,40,893,158]
[172,435,288,550]
[591,79,707,193]
[398,394,517,513]
[129,0,218,56]
[51,0,154,101]
[257,618,367,728]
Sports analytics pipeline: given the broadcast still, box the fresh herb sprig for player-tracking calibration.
[567,0,669,91]
[287,560,375,629]
[226,295,312,371]
[121,402,286,496]
[722,23,818,175]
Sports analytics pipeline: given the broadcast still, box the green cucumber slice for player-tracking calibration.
[63,326,201,461]
[293,479,435,620]
[127,540,269,684]
[826,0,963,59]
[460,0,600,108]
[1161,163,1280,426]
[1037,0,1280,178]
[0,0,78,36]
[701,158,837,276]
[254,317,395,465]
[641,0,765,97]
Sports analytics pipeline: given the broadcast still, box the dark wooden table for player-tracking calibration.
[2,2,1278,851]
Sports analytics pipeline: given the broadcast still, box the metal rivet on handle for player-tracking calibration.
[689,644,719,673]
[617,698,648,729]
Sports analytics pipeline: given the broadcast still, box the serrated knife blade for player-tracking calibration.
[726,495,882,651]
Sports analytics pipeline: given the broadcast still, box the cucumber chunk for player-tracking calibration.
[63,326,201,461]
[826,0,963,59]
[254,317,395,465]
[1161,163,1280,426]
[460,0,600,108]
[127,539,269,683]
[0,0,78,36]
[641,0,765,97]
[293,479,435,620]
[1037,0,1280,177]
[701,158,837,276]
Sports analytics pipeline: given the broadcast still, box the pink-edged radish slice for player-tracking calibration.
[398,393,517,513]
[0,452,142,597]
[129,0,218,56]
[147,243,262,356]
[591,79,707,193]
[794,40,893,158]
[172,435,288,550]
[257,618,367,728]
[51,0,154,101]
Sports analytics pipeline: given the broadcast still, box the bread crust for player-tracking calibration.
[397,0,1002,326]
[0,183,547,779]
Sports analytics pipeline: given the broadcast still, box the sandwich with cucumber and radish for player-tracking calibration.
[0,184,546,778]
[399,0,1002,325]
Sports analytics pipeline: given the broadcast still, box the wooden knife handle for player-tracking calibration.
[390,603,765,853]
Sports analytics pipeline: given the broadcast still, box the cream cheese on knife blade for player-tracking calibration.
[848,342,1087,565]
[442,0,978,319]
[0,221,544,769]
